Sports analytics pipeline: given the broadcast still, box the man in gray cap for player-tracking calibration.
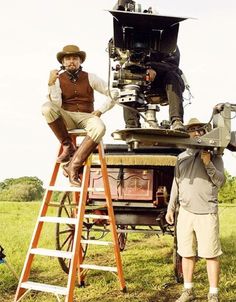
[42,44,116,186]
[165,118,225,302]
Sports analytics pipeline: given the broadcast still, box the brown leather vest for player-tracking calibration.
[59,70,94,113]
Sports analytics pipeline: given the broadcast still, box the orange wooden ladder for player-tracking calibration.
[14,131,126,302]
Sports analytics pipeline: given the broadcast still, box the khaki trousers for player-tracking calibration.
[42,102,106,143]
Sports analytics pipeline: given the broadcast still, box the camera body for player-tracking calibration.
[108,2,187,127]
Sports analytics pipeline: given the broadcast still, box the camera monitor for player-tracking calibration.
[109,10,188,53]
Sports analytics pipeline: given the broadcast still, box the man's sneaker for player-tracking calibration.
[171,119,186,132]
[175,288,195,302]
[208,293,219,302]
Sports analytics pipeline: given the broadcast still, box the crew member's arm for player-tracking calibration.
[88,73,117,115]
[201,151,225,188]
[47,69,62,107]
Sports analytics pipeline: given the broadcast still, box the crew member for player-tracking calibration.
[165,118,225,302]
[124,47,185,131]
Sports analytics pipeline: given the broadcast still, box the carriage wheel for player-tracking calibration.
[117,225,128,251]
[55,192,89,274]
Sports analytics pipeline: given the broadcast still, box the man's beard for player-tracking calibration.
[66,65,78,73]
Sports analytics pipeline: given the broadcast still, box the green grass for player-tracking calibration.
[0,202,236,301]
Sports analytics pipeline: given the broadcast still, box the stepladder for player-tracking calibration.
[14,130,126,302]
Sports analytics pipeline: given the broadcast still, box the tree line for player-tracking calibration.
[0,173,236,203]
[0,177,44,201]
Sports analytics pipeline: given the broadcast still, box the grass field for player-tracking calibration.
[0,202,236,302]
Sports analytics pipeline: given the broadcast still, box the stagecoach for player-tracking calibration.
[55,143,184,282]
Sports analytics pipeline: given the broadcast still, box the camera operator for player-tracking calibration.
[124,46,186,131]
[165,118,225,302]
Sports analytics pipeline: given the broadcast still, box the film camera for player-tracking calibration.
[108,1,188,128]
[108,2,236,153]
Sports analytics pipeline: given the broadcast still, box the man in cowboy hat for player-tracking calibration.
[165,118,225,302]
[42,44,116,186]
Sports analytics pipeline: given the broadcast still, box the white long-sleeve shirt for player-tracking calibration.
[48,72,117,114]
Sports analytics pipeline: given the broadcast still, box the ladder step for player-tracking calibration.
[31,248,72,259]
[80,264,118,272]
[84,214,109,219]
[80,240,113,246]
[21,281,68,296]
[47,185,104,192]
[38,216,77,224]
[48,202,78,208]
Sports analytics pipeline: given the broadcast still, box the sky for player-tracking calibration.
[0,0,236,185]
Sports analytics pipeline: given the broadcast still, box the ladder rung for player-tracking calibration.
[80,264,118,272]
[84,214,109,219]
[47,185,104,192]
[21,281,68,295]
[80,240,113,246]
[47,185,82,192]
[48,202,78,208]
[31,248,72,259]
[38,216,77,224]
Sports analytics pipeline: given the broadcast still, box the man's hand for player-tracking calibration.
[165,209,175,225]
[48,69,59,86]
[92,110,102,117]
[201,150,211,166]
[146,68,157,81]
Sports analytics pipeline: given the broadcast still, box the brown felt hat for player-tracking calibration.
[57,45,86,64]
[185,118,207,130]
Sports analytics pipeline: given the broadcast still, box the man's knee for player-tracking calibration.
[164,70,178,82]
[41,102,61,122]
[165,71,184,93]
[42,102,56,115]
[90,119,106,143]
[96,121,106,137]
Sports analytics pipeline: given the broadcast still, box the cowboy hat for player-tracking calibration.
[185,117,207,130]
[57,45,86,64]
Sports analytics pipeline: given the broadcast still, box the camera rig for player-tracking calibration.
[108,1,188,128]
[108,1,236,153]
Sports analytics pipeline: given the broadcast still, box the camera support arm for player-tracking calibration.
[112,102,235,153]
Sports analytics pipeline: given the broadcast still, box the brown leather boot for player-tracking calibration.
[48,117,76,163]
[63,136,98,186]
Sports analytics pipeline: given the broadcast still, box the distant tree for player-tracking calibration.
[218,171,236,204]
[0,176,44,201]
